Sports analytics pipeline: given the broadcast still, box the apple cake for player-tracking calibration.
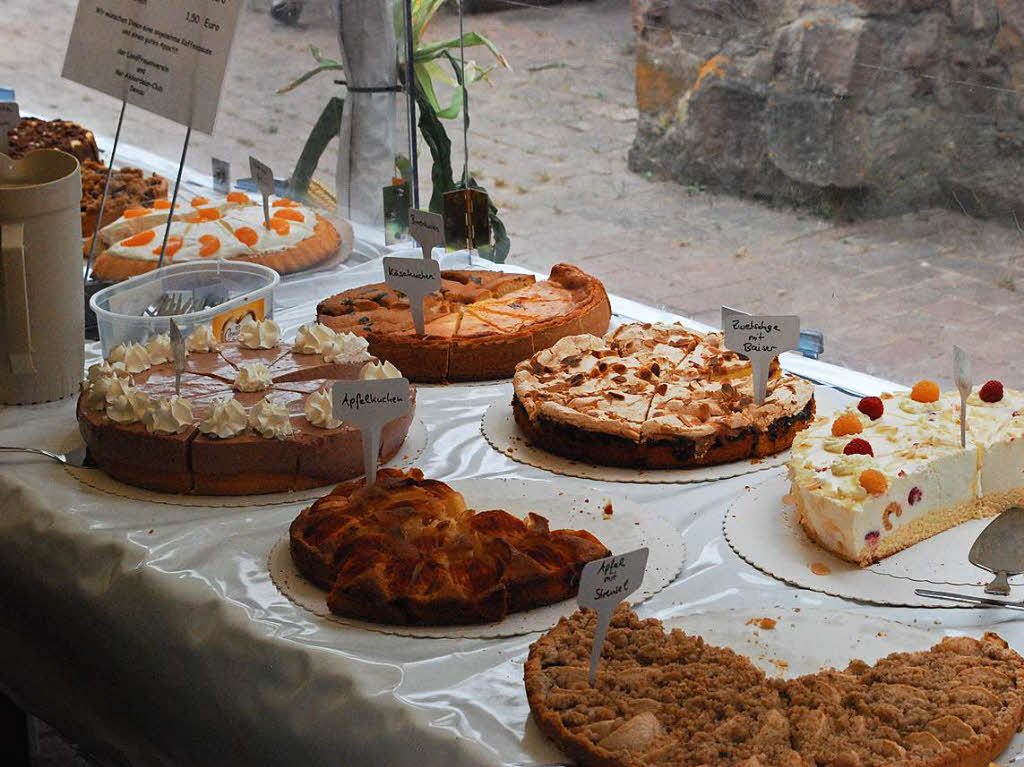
[789,379,1024,565]
[80,160,168,239]
[315,263,611,382]
[7,117,100,162]
[526,604,1024,767]
[77,319,413,494]
[512,323,815,469]
[288,467,611,625]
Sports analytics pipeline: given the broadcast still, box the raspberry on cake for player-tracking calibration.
[788,384,1024,565]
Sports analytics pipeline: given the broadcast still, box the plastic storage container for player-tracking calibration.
[90,262,280,356]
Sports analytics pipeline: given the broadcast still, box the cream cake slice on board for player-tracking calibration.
[788,379,1024,565]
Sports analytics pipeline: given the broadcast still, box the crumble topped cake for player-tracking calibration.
[788,380,1024,565]
[525,604,1024,767]
[512,323,815,469]
[77,319,414,494]
[7,117,100,162]
[80,160,168,239]
[90,192,342,281]
[288,467,611,625]
[315,263,611,382]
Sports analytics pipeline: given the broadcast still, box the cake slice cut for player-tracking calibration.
[788,381,1024,565]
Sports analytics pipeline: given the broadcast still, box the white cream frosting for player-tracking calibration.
[82,362,128,409]
[233,362,273,392]
[145,333,173,365]
[359,360,402,380]
[108,342,151,374]
[106,383,150,424]
[293,322,337,355]
[186,324,219,353]
[323,332,370,364]
[248,396,293,439]
[305,389,341,429]
[199,396,248,438]
[142,395,194,434]
[238,317,281,350]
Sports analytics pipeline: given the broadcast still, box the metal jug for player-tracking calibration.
[0,149,83,404]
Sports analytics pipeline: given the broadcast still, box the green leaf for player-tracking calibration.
[309,45,343,69]
[277,63,345,95]
[412,0,448,42]
[413,62,442,115]
[414,32,510,71]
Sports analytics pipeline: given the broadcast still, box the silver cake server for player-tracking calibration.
[169,318,186,395]
[953,345,971,449]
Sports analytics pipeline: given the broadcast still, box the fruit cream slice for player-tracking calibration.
[788,379,1024,565]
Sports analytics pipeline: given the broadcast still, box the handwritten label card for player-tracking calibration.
[331,378,411,485]
[249,156,274,227]
[382,256,442,335]
[211,157,230,194]
[61,0,243,134]
[408,208,445,260]
[0,102,18,155]
[722,309,800,405]
[577,547,649,685]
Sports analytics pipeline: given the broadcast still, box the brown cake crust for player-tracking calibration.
[315,263,611,382]
[80,161,169,239]
[525,604,1024,767]
[288,468,611,625]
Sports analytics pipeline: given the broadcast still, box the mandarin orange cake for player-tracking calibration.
[525,604,1024,767]
[288,468,611,625]
[788,380,1024,565]
[90,192,341,281]
[512,323,815,469]
[315,263,611,382]
[77,318,413,494]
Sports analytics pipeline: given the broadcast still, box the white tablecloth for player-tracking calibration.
[3,253,1021,767]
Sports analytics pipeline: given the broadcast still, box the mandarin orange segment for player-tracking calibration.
[152,236,183,257]
[121,230,156,247]
[273,208,305,223]
[152,199,173,209]
[195,207,221,221]
[272,198,300,208]
[235,226,258,247]
[199,234,221,257]
[190,196,210,207]
[911,379,940,403]
[226,191,250,204]
[859,469,888,495]
[267,218,290,236]
[831,413,864,437]
[123,208,149,218]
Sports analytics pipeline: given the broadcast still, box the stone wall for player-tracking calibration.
[629,1,1024,220]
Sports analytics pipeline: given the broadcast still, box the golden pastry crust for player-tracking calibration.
[288,467,611,625]
[315,263,612,382]
[525,604,1024,767]
[90,214,342,282]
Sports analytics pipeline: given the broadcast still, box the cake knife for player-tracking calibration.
[169,319,186,395]
[953,345,971,449]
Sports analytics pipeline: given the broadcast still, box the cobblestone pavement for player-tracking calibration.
[2,0,1022,397]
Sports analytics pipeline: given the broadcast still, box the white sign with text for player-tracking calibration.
[722,309,800,405]
[382,256,442,335]
[578,547,649,685]
[408,208,445,260]
[248,156,274,227]
[331,378,411,485]
[61,0,243,134]
[0,102,19,155]
[211,157,230,194]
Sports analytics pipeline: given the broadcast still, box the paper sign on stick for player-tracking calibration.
[61,0,243,135]
[212,157,230,194]
[249,156,274,228]
[331,378,411,485]
[722,308,800,406]
[383,256,442,336]
[578,547,649,685]
[0,102,18,155]
[408,208,445,260]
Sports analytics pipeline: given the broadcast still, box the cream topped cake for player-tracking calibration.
[788,379,1024,565]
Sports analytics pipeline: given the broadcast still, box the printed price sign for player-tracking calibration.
[211,157,230,194]
[383,256,442,335]
[578,547,649,685]
[61,0,243,134]
[0,102,19,155]
[331,378,411,485]
[722,308,800,405]
[249,156,274,227]
[408,208,445,260]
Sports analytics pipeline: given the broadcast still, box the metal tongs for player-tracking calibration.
[916,507,1024,609]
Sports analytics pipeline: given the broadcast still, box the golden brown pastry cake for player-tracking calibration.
[525,604,1024,767]
[512,323,815,469]
[315,263,612,382]
[288,467,611,625]
[7,117,100,162]
[80,160,169,239]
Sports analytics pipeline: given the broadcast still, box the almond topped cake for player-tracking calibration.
[526,604,1024,767]
[512,323,815,469]
[315,263,611,382]
[289,468,611,625]
[788,380,1024,565]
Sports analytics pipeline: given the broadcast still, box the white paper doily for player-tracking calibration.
[723,471,1017,608]
[269,477,685,638]
[481,385,852,484]
[63,417,428,508]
